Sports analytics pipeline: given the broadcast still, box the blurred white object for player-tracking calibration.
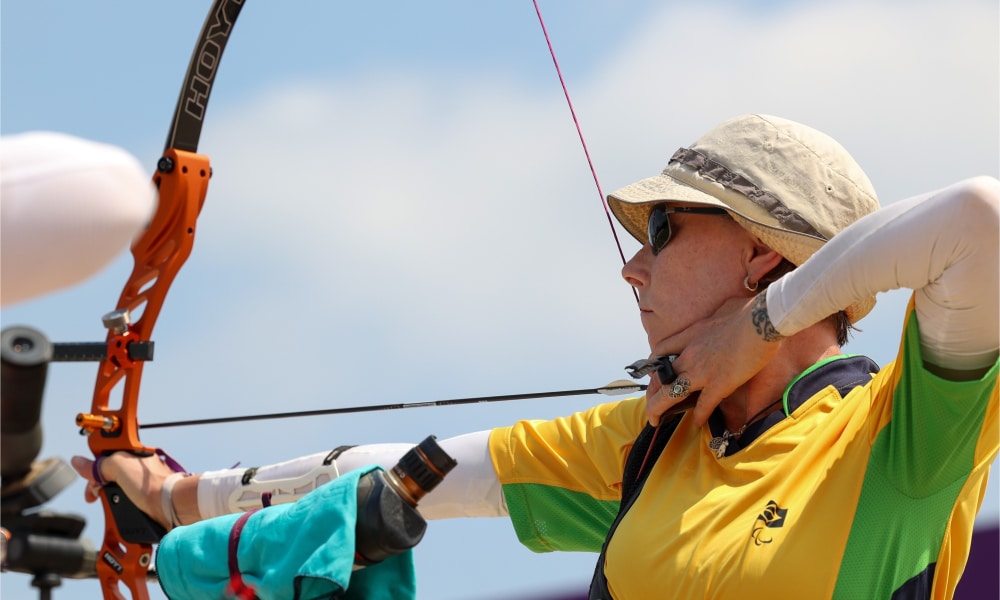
[1,132,156,306]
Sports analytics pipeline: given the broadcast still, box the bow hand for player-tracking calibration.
[71,453,174,538]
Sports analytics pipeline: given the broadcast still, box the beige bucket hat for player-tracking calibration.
[607,114,879,323]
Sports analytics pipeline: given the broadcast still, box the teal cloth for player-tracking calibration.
[155,466,416,600]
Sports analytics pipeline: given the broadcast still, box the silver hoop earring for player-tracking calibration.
[743,276,758,293]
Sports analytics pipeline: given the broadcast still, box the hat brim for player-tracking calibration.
[607,172,875,323]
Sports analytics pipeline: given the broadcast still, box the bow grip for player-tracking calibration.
[102,481,167,545]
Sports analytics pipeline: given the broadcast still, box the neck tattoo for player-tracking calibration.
[708,398,784,458]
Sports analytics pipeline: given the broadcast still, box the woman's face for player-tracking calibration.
[621,204,753,352]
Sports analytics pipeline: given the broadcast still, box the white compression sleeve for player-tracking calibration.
[197,430,505,520]
[767,177,1000,370]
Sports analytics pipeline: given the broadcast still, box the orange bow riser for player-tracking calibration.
[74,2,245,598]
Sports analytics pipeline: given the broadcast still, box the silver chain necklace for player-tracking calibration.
[708,398,784,458]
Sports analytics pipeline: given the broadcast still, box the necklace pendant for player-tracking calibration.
[709,432,730,458]
[714,438,729,458]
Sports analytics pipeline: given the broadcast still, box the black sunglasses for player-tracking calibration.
[647,204,729,255]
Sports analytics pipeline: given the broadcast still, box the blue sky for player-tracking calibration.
[2,1,997,599]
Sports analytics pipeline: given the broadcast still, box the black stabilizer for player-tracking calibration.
[1,326,53,482]
[3,512,97,579]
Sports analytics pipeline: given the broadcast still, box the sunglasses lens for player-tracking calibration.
[648,206,671,254]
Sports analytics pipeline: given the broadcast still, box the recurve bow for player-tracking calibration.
[75,2,245,598]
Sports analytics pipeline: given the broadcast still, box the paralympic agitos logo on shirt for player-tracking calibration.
[752,499,788,546]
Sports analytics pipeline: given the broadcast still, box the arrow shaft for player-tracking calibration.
[140,385,647,429]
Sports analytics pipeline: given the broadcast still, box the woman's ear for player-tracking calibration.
[744,238,785,287]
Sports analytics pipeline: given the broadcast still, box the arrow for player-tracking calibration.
[140,380,647,429]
